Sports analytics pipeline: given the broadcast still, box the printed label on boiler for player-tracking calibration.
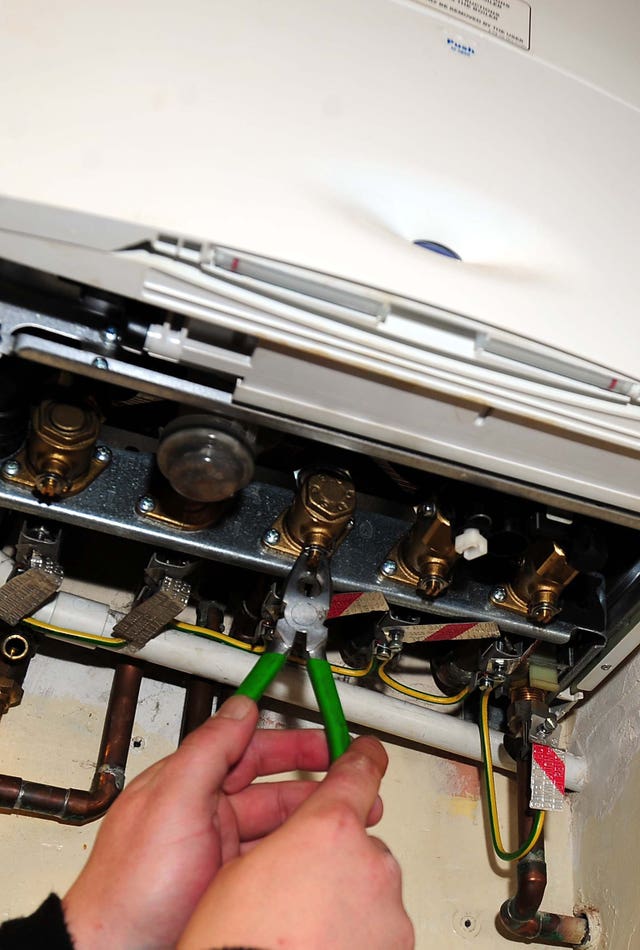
[415,0,531,50]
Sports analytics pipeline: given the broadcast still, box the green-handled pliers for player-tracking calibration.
[235,548,350,760]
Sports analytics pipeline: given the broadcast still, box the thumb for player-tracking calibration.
[160,694,260,806]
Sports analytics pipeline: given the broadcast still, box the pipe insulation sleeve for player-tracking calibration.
[33,587,587,791]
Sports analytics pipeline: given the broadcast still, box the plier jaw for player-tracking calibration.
[270,547,332,660]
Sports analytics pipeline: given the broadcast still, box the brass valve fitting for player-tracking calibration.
[28,401,101,497]
[492,539,578,624]
[383,503,458,597]
[1,400,108,499]
[266,470,356,557]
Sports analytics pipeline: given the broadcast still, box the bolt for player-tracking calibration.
[381,559,397,576]
[2,459,20,477]
[137,495,156,514]
[94,445,112,463]
[601,664,612,672]
[417,574,447,597]
[35,472,64,498]
[101,326,119,345]
[92,357,109,370]
[535,714,558,738]
[263,528,280,546]
[375,642,392,660]
[492,586,507,603]
[531,602,555,624]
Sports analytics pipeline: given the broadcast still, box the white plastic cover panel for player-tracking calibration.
[0,0,638,377]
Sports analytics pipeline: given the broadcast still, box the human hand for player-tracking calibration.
[63,693,335,950]
[179,735,414,950]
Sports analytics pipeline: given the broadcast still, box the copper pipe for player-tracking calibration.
[0,662,142,823]
[180,676,218,740]
[499,757,590,946]
[513,757,547,924]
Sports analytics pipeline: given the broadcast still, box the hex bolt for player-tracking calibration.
[137,495,156,514]
[101,326,119,345]
[492,586,507,603]
[263,528,280,546]
[94,445,112,463]
[381,559,397,576]
[92,357,109,370]
[2,459,20,477]
[535,714,558,738]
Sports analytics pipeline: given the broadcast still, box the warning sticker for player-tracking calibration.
[416,0,531,50]
[530,744,566,812]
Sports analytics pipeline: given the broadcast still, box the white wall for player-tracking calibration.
[570,649,640,949]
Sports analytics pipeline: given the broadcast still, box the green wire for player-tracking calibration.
[478,690,545,862]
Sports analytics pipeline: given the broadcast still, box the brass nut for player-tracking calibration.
[34,401,99,448]
[303,474,356,521]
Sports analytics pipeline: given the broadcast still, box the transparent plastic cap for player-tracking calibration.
[157,417,255,503]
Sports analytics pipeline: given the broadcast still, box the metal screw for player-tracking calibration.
[535,714,558,738]
[346,518,355,531]
[92,357,109,370]
[263,528,280,546]
[492,586,507,603]
[94,445,112,463]
[2,459,20,477]
[101,326,119,345]
[601,664,612,672]
[420,503,435,518]
[137,495,156,514]
[381,559,397,576]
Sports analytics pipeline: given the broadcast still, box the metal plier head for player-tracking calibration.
[272,548,333,660]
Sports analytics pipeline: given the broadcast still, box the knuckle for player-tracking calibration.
[319,799,360,834]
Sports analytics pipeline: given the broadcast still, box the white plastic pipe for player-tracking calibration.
[0,550,13,586]
[31,589,587,791]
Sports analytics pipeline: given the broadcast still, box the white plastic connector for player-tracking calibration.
[454,527,488,561]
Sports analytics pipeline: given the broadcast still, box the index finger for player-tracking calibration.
[297,735,388,826]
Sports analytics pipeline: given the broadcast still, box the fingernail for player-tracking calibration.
[217,694,254,721]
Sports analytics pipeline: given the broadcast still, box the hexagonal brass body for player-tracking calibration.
[281,472,356,554]
[27,401,101,498]
[397,507,459,597]
[493,540,578,624]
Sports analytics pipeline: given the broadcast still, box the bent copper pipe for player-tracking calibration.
[499,758,589,946]
[0,662,142,823]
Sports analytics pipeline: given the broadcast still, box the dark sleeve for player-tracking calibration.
[0,893,73,949]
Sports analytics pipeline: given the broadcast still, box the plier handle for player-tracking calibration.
[235,548,350,760]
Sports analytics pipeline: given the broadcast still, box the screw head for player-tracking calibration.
[137,495,156,514]
[381,559,397,576]
[601,664,612,672]
[94,445,112,463]
[419,503,435,518]
[263,528,280,546]
[92,356,109,370]
[492,586,507,603]
[2,459,20,477]
[101,326,119,345]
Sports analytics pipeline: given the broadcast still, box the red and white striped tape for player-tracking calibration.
[530,743,566,811]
